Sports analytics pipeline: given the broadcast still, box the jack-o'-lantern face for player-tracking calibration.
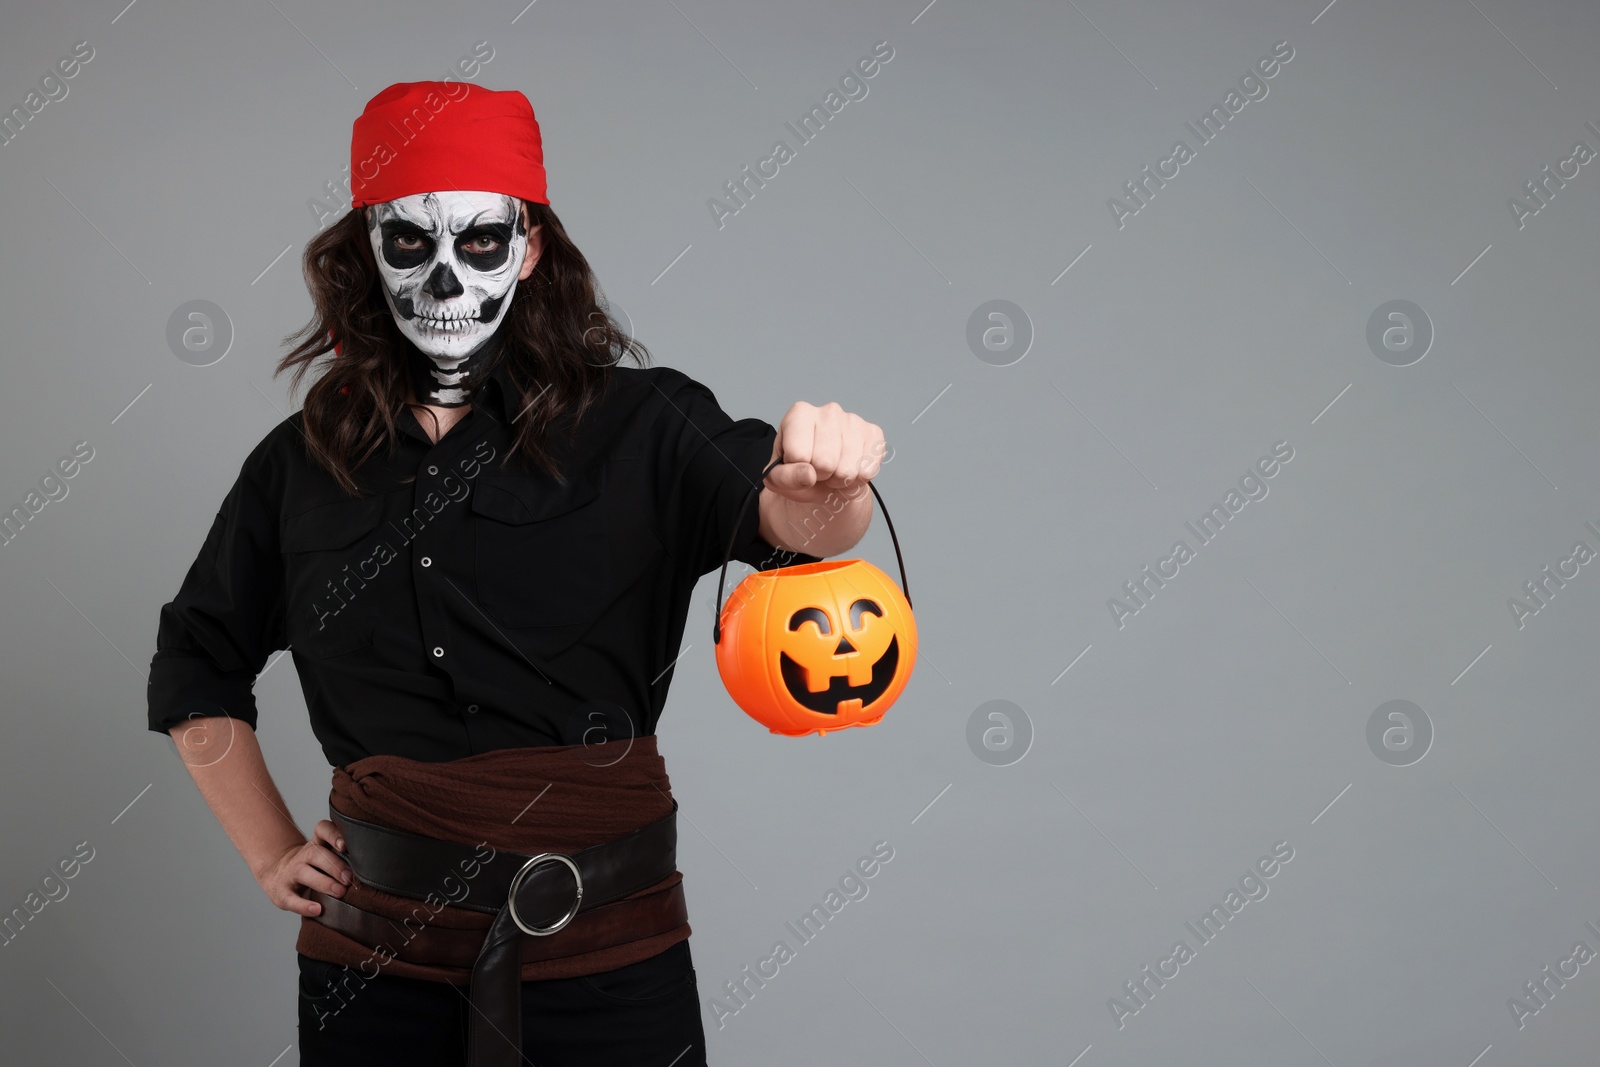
[715,559,917,737]
[779,598,900,715]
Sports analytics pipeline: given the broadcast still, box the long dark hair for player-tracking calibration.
[276,199,650,495]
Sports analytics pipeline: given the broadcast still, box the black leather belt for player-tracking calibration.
[314,800,679,1067]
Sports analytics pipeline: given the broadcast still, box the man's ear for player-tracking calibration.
[517,203,544,282]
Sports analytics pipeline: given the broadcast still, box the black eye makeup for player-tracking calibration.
[456,222,515,271]
[379,220,435,270]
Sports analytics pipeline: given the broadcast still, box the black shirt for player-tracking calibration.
[146,361,822,767]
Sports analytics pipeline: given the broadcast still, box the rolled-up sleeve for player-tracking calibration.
[147,436,286,737]
[656,370,825,579]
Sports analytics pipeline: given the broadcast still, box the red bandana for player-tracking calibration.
[348,80,549,208]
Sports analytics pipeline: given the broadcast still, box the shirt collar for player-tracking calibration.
[478,347,520,424]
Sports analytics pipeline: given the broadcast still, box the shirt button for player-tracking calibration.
[466,704,479,714]
[420,556,432,567]
[433,646,444,658]
[427,465,439,475]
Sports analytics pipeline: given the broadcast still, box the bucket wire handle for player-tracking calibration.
[713,451,911,644]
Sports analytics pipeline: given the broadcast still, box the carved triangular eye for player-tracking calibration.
[848,599,883,629]
[788,607,831,635]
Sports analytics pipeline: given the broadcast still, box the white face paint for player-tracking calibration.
[365,190,529,400]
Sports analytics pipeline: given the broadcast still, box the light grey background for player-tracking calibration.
[2,0,1597,1063]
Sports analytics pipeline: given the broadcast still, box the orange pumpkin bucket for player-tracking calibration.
[712,454,916,736]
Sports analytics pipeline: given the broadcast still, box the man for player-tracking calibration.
[147,80,885,1066]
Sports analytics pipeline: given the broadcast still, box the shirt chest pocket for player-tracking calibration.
[281,495,387,659]
[469,468,617,630]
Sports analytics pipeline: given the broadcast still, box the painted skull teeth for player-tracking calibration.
[416,313,480,332]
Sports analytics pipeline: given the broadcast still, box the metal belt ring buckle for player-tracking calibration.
[506,852,584,936]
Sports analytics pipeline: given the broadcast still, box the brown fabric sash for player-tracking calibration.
[296,736,690,986]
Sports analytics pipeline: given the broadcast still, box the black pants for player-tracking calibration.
[297,938,707,1066]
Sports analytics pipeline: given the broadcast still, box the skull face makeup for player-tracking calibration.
[365,190,530,406]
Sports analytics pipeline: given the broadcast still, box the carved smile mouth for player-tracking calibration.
[778,635,899,714]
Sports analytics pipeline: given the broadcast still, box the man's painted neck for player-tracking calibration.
[403,331,505,408]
